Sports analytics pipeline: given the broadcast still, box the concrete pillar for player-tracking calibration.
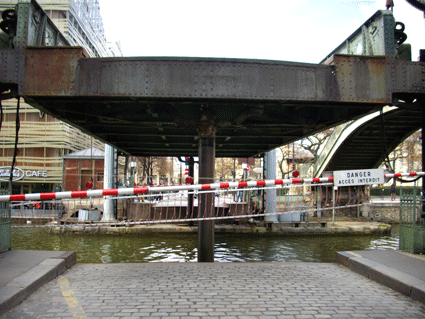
[264,149,278,222]
[198,123,215,262]
[102,144,115,221]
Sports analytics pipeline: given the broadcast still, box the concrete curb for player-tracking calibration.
[336,251,425,304]
[0,251,76,317]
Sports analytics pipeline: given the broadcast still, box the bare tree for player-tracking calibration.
[277,145,292,179]
[215,158,236,181]
[276,129,333,179]
[383,130,422,172]
[277,144,308,179]
[300,129,333,161]
[402,131,421,172]
[138,156,155,184]
[156,157,173,183]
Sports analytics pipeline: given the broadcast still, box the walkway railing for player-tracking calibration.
[5,172,423,229]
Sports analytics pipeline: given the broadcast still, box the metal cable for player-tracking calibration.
[9,97,20,186]
[0,100,2,133]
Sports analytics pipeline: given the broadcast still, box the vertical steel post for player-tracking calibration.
[317,186,322,218]
[422,100,425,225]
[198,123,216,262]
[187,156,195,219]
[103,144,115,221]
[264,149,278,222]
[332,186,336,226]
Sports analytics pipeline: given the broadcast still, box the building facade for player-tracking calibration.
[0,0,120,194]
[63,147,105,191]
[0,101,105,194]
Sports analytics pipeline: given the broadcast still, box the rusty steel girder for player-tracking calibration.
[21,47,424,105]
[330,55,425,103]
[23,47,88,96]
[16,47,424,158]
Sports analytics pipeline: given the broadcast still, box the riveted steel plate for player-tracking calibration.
[73,57,339,102]
[23,47,88,95]
[333,55,392,103]
[0,49,19,84]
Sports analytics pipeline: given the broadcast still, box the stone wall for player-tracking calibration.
[308,201,416,223]
[366,202,421,223]
[368,203,400,222]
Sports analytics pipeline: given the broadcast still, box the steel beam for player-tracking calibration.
[18,48,424,103]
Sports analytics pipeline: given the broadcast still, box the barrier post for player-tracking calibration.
[332,186,337,226]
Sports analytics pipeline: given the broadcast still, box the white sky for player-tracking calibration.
[99,0,424,63]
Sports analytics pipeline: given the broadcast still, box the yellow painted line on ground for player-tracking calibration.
[57,276,86,319]
[347,251,363,258]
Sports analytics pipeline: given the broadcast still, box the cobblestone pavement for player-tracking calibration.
[2,262,425,319]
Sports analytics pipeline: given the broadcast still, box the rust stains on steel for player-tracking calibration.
[23,47,88,96]
[332,54,425,103]
[21,50,423,105]
[332,55,390,103]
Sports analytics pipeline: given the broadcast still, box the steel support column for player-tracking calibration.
[187,156,195,221]
[102,144,115,221]
[264,149,278,222]
[198,123,216,262]
[418,98,425,226]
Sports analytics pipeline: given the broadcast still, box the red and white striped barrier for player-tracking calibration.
[0,172,422,203]
[0,177,334,202]
[384,172,425,178]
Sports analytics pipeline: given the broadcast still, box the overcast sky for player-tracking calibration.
[98,0,424,63]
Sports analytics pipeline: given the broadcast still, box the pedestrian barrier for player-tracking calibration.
[6,172,424,228]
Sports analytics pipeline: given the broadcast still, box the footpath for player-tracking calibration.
[1,218,425,318]
[0,248,424,318]
[0,250,76,316]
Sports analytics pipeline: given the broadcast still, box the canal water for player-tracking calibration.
[11,226,399,263]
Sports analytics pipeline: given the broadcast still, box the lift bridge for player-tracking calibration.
[0,0,424,261]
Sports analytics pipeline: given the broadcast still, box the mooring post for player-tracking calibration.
[197,122,216,262]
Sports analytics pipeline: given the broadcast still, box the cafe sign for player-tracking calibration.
[0,166,48,182]
[333,168,384,187]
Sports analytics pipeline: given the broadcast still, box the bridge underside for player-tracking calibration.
[26,96,384,158]
[15,49,423,158]
[325,106,422,171]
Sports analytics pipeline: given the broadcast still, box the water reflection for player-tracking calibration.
[11,227,399,263]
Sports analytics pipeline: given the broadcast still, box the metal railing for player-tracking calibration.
[7,182,369,229]
[399,185,425,254]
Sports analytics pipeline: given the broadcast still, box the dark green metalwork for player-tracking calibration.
[0,189,11,252]
[399,186,425,254]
